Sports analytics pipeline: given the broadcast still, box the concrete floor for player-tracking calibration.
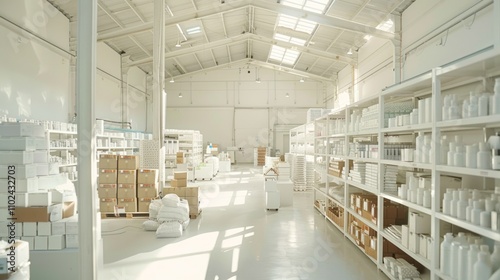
[99,165,389,280]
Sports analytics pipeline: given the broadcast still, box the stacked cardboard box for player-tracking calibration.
[0,123,77,252]
[164,173,200,218]
[98,154,118,213]
[255,147,266,166]
[117,155,139,212]
[171,171,187,188]
[137,168,159,212]
[176,152,185,164]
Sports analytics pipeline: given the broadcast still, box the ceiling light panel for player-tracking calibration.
[282,0,329,14]
[186,26,201,34]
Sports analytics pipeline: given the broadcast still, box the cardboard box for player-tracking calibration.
[118,155,139,170]
[28,192,52,207]
[33,150,48,163]
[117,184,137,199]
[65,216,78,235]
[137,169,158,184]
[0,137,36,151]
[0,164,37,179]
[185,186,199,197]
[365,237,377,260]
[0,122,45,137]
[171,179,186,188]
[48,235,66,250]
[118,170,137,184]
[408,231,419,253]
[100,198,117,213]
[34,236,48,250]
[138,198,153,212]
[21,236,34,250]
[23,222,37,236]
[409,211,431,234]
[99,154,118,169]
[401,225,409,248]
[186,197,199,208]
[173,171,187,180]
[98,184,117,198]
[118,198,137,212]
[163,187,186,197]
[14,204,63,222]
[37,222,51,236]
[137,184,158,198]
[0,193,28,208]
[63,201,76,218]
[0,177,38,193]
[66,234,79,248]
[99,169,117,184]
[51,220,66,235]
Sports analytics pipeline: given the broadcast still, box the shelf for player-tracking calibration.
[380,231,432,270]
[96,147,133,150]
[436,165,500,179]
[325,214,344,232]
[381,123,432,134]
[380,160,432,170]
[327,174,345,185]
[347,128,379,136]
[344,234,377,265]
[346,180,378,195]
[47,129,77,135]
[50,147,77,150]
[346,207,377,231]
[437,114,500,130]
[58,163,77,167]
[346,156,379,164]
[381,71,433,97]
[436,212,500,241]
[380,193,432,216]
[96,134,125,139]
[434,269,452,280]
[327,133,346,138]
[379,265,398,280]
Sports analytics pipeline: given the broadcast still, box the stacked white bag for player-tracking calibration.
[142,194,190,238]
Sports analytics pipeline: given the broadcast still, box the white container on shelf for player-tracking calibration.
[470,92,479,118]
[479,93,490,117]
[470,244,481,279]
[451,241,462,279]
[491,244,500,272]
[474,251,492,280]
[440,233,453,276]
[458,244,470,280]
[493,78,500,114]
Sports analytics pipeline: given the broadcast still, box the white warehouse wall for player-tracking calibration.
[331,0,496,110]
[165,66,326,162]
[0,0,71,121]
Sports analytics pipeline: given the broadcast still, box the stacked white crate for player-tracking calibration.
[305,161,316,190]
[292,155,306,191]
[348,162,366,184]
[0,122,77,252]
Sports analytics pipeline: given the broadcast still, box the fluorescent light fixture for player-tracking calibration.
[364,35,372,41]
[286,92,290,98]
[186,26,201,35]
[178,93,183,98]
[175,40,181,48]
[347,48,353,55]
[255,78,261,83]
[170,77,175,83]
[299,78,304,83]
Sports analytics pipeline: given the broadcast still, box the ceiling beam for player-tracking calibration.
[127,32,354,67]
[98,0,395,42]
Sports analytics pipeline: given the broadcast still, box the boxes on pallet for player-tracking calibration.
[171,178,186,188]
[33,150,48,163]
[48,235,66,250]
[163,187,186,197]
[13,204,63,222]
[23,222,37,236]
[0,193,28,207]
[138,197,153,212]
[99,169,117,184]
[118,198,137,212]
[185,186,199,197]
[100,198,117,212]
[173,171,187,179]
[34,236,48,250]
[176,152,185,164]
[99,154,118,169]
[65,216,78,235]
[0,122,45,137]
[51,220,65,235]
[27,192,52,207]
[0,151,34,165]
[137,183,158,198]
[0,137,37,151]
[66,234,78,248]
[117,170,136,184]
[98,184,117,198]
[117,184,136,199]
[0,164,37,179]
[21,236,34,250]
[137,169,158,184]
[118,155,139,170]
[0,177,38,193]
[37,222,52,236]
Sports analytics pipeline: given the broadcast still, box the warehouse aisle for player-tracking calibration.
[99,165,388,280]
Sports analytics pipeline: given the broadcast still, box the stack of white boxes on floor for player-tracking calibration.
[0,240,30,279]
[0,123,77,252]
[276,162,293,207]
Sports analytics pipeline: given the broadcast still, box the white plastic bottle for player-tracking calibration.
[423,135,431,164]
[478,142,493,169]
[443,95,451,121]
[443,192,453,215]
[493,78,500,115]
[450,190,460,218]
[491,244,500,272]
[441,233,454,275]
[470,244,481,279]
[448,141,457,167]
[474,251,493,280]
[451,241,462,279]
[454,145,466,167]
[416,132,424,163]
[441,137,449,164]
[470,92,479,118]
[466,144,478,168]
[459,244,470,280]
[463,99,470,119]
[479,93,490,116]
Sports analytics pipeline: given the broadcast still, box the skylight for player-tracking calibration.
[268,45,300,65]
[186,26,201,35]
[277,14,317,34]
[282,0,329,14]
[376,19,394,32]
[274,33,306,46]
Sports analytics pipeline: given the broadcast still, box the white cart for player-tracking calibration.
[265,179,280,211]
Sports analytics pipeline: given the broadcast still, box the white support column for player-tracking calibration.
[76,0,98,279]
[153,0,166,188]
[495,0,500,50]
[121,56,130,128]
[392,13,402,83]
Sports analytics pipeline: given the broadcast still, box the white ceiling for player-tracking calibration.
[48,0,414,82]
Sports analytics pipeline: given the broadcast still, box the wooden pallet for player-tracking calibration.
[101,212,150,219]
